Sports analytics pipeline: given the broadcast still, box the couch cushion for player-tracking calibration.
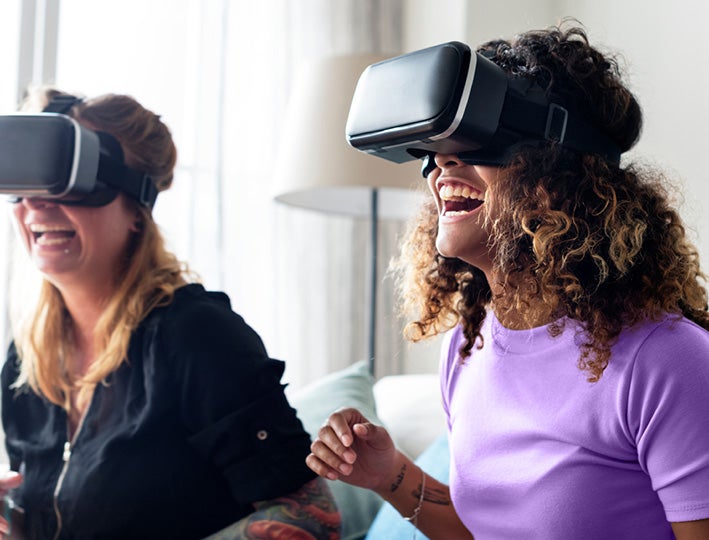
[365,432,450,540]
[288,361,384,540]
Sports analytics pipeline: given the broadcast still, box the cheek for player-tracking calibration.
[11,204,23,224]
[427,177,442,212]
[11,207,30,248]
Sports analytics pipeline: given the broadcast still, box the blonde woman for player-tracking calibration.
[0,88,340,540]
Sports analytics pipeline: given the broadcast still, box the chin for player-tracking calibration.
[435,238,458,259]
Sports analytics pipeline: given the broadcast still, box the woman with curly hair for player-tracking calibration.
[307,24,709,539]
[0,88,340,539]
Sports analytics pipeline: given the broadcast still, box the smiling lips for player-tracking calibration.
[29,223,76,246]
[438,182,485,216]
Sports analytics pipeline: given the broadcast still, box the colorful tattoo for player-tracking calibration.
[204,478,341,540]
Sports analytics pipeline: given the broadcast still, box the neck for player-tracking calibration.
[58,285,114,378]
[488,270,555,330]
[493,305,554,330]
[63,289,108,333]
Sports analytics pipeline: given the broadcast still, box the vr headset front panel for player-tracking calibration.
[0,114,99,199]
[0,113,157,208]
[345,41,622,169]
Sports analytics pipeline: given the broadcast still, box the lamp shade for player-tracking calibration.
[273,54,424,219]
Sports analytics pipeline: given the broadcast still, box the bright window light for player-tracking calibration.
[0,0,21,111]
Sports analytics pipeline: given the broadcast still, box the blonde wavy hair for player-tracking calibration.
[392,24,709,381]
[10,87,197,409]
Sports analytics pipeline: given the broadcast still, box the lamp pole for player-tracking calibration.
[368,187,378,376]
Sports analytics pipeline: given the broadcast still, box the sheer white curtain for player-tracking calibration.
[0,0,22,348]
[5,0,438,391]
[0,0,22,464]
[270,0,416,387]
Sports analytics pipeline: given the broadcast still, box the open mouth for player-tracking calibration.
[438,183,485,216]
[29,223,77,246]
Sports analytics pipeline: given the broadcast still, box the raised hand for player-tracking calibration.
[306,407,399,493]
[0,471,22,539]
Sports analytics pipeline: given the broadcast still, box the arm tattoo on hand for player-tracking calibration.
[205,478,341,540]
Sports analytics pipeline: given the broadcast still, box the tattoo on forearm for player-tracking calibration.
[423,485,451,506]
[205,478,341,540]
[390,463,407,492]
[408,483,452,510]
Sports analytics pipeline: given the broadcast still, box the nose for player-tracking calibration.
[434,153,466,169]
[423,153,467,178]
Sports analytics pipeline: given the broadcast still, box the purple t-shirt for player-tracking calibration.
[440,312,709,539]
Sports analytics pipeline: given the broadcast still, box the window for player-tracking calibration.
[0,0,20,110]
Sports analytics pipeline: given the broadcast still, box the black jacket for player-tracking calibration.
[2,284,315,539]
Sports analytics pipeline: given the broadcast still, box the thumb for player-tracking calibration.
[352,422,390,448]
[0,471,23,490]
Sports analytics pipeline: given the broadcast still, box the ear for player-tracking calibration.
[130,209,143,233]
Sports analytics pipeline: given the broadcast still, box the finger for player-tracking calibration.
[0,516,8,536]
[0,471,22,490]
[306,452,349,481]
[352,422,394,452]
[352,422,384,443]
[315,424,357,463]
[352,422,371,438]
[310,435,355,474]
[324,410,363,447]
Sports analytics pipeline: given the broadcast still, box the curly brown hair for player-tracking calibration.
[393,24,709,381]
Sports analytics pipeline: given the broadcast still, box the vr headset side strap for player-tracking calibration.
[42,95,82,114]
[499,92,621,164]
[97,156,158,209]
[556,109,621,164]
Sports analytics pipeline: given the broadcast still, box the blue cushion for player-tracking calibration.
[288,361,384,540]
[364,433,450,540]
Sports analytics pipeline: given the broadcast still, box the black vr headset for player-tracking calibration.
[345,41,623,177]
[0,94,158,208]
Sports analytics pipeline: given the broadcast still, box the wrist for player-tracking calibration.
[403,466,426,527]
[373,451,415,499]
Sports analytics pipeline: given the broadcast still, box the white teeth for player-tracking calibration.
[36,236,72,246]
[28,223,76,247]
[29,224,74,233]
[439,184,484,201]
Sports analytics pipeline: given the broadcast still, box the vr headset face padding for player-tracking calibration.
[0,101,158,208]
[345,41,623,177]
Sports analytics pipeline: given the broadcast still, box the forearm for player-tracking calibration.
[205,478,341,540]
[375,452,473,540]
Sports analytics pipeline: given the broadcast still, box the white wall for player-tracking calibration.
[455,0,709,270]
[402,0,468,50]
[465,0,557,43]
[554,0,709,270]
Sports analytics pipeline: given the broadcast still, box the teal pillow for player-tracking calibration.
[364,432,450,540]
[288,361,384,540]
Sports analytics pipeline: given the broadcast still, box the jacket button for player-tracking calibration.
[256,430,268,441]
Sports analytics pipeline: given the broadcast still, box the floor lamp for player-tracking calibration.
[272,54,422,375]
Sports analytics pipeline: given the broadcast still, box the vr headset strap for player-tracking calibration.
[98,156,158,208]
[42,95,82,114]
[500,92,621,164]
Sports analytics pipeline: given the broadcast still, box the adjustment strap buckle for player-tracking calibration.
[545,103,568,143]
[137,175,158,208]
